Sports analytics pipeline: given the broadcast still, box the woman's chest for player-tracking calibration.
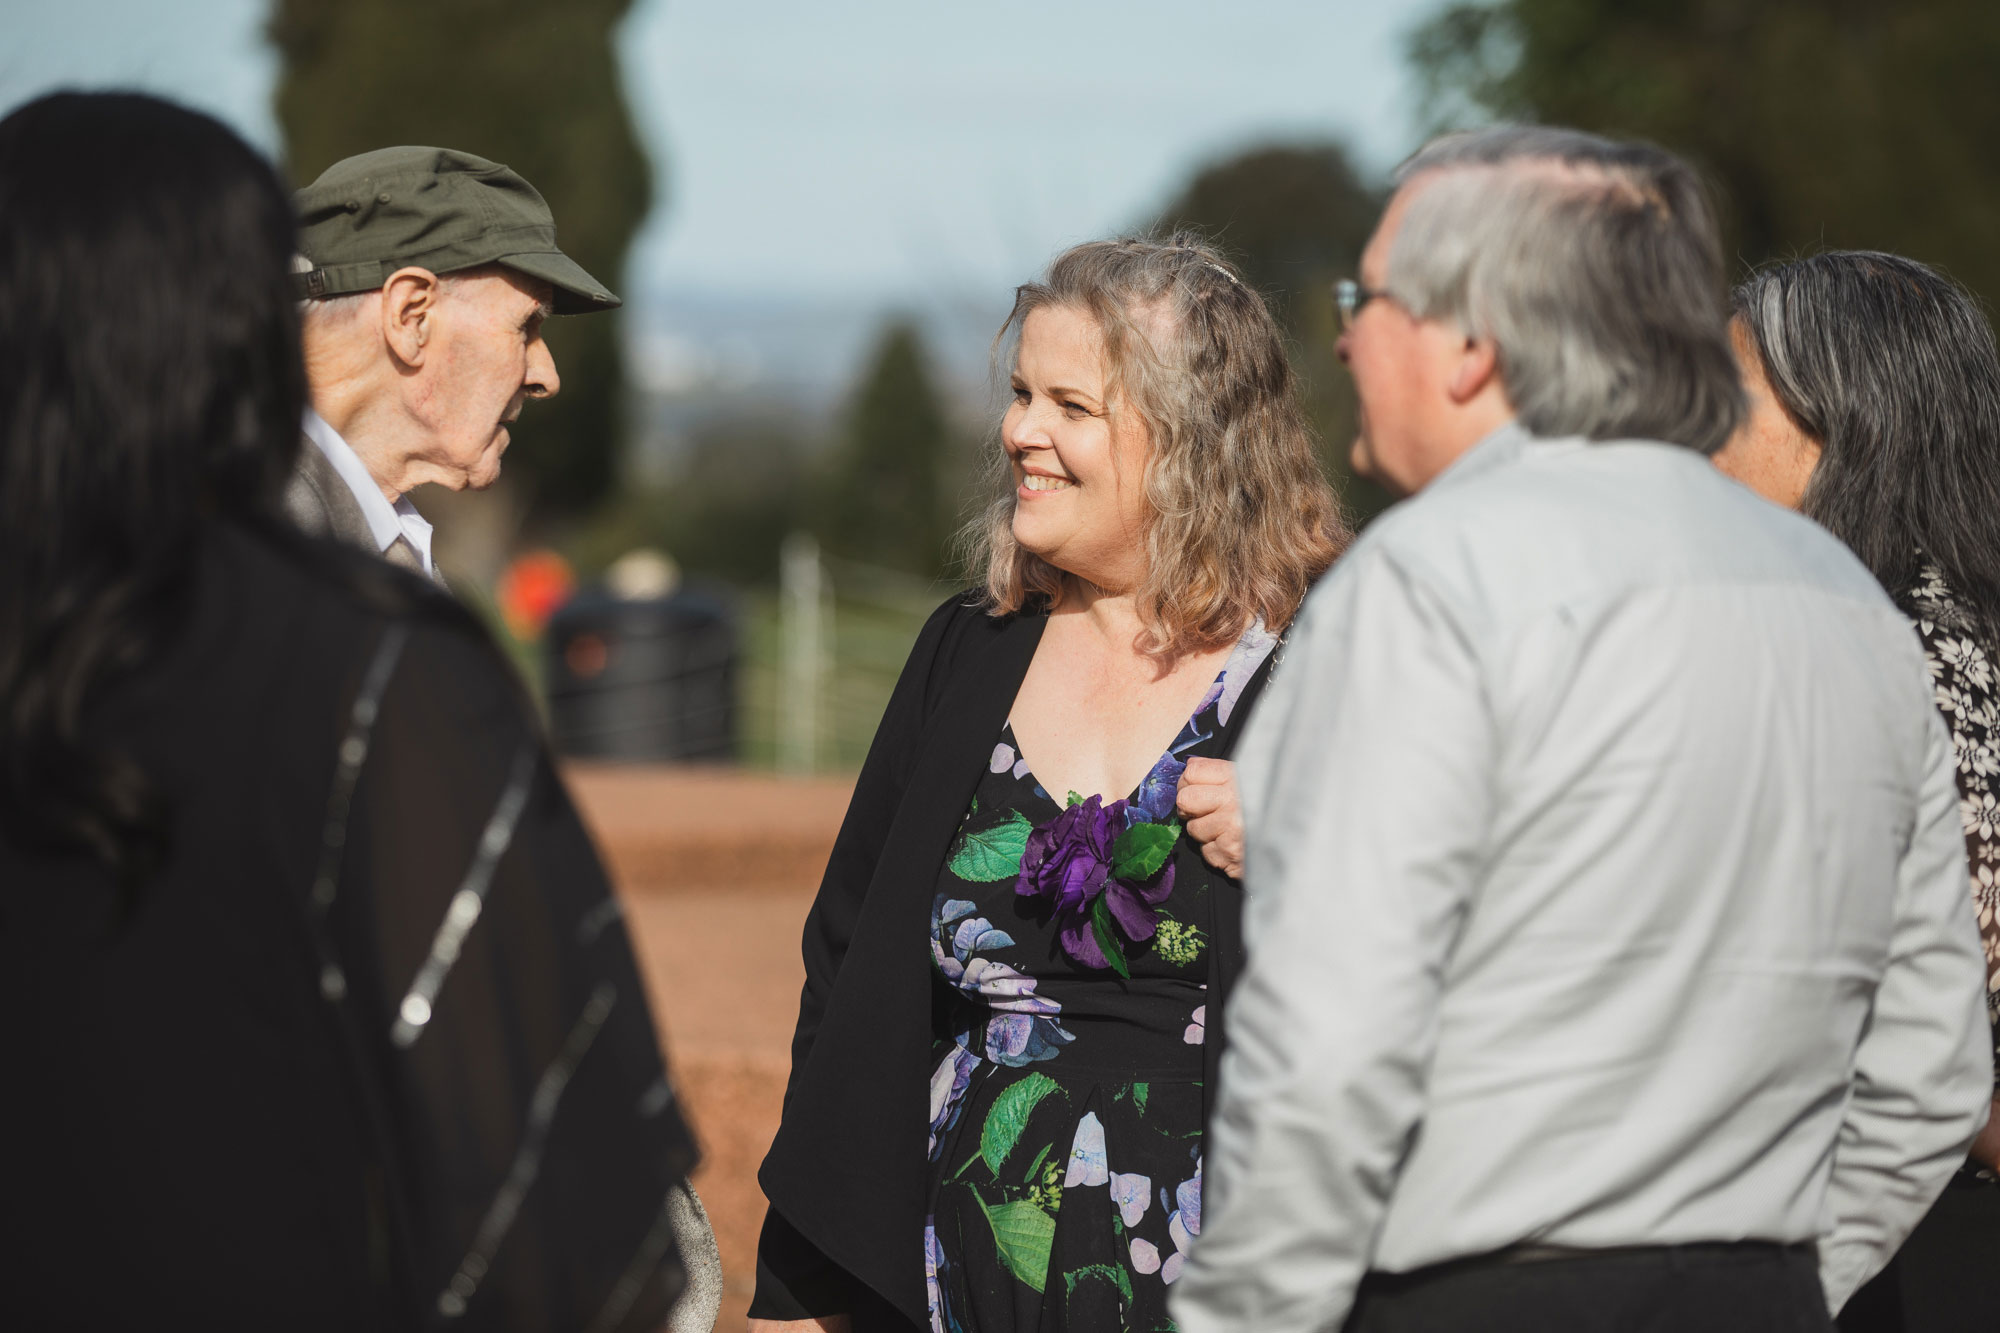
[1007,642,1230,807]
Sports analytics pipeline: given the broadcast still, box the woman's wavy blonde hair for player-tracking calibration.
[965,232,1349,656]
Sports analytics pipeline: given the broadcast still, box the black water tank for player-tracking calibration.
[544,586,737,761]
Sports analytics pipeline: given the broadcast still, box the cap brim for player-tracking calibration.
[495,249,621,315]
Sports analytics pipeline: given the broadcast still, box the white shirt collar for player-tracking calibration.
[301,408,436,577]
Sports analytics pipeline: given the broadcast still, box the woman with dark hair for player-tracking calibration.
[1716,250,2000,1333]
[0,92,700,1331]
[749,236,1348,1333]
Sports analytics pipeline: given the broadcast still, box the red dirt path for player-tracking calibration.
[565,763,855,1333]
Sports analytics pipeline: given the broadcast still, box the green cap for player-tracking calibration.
[293,146,618,315]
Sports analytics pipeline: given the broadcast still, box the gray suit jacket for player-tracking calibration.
[283,434,432,580]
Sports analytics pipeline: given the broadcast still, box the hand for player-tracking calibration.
[1176,757,1244,879]
[747,1319,850,1333]
[1972,1095,2000,1173]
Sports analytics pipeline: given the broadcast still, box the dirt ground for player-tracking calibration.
[566,762,856,1333]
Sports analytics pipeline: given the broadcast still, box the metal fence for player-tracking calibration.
[744,533,951,774]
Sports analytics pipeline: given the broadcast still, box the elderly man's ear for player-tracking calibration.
[379,266,439,367]
[1448,334,1503,405]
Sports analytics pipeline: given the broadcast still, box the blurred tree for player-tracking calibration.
[270,0,650,516]
[1409,0,2000,309]
[569,414,808,586]
[1153,145,1394,525]
[817,320,952,576]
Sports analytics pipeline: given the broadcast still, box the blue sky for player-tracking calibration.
[3,0,1446,301]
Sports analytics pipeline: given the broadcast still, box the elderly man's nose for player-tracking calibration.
[526,339,560,400]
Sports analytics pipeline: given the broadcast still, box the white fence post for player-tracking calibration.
[779,533,825,774]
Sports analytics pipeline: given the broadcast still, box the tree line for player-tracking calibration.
[272,0,2000,584]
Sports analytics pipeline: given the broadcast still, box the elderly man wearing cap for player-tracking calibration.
[286,146,618,582]
[289,147,726,1331]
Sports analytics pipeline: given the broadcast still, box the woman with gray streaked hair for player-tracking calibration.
[1716,250,2000,1333]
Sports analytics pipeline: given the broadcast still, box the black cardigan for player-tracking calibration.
[752,595,1277,1329]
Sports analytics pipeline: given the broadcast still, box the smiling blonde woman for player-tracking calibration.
[749,235,1347,1333]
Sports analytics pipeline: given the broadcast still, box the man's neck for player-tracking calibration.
[308,383,410,505]
[1407,396,1518,496]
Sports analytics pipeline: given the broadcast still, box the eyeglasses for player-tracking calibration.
[1333,278,1389,331]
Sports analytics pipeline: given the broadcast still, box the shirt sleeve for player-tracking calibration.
[1818,703,1993,1312]
[1172,546,1496,1333]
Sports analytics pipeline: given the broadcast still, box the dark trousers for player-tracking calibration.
[1344,1242,1833,1333]
[1836,1182,2000,1333]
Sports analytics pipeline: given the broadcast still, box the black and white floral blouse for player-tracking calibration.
[1894,562,2000,1096]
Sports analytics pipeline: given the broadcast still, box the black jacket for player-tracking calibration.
[752,595,1277,1329]
[0,524,697,1331]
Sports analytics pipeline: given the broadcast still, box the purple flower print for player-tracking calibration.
[1176,1159,1202,1236]
[985,739,1037,781]
[1131,753,1187,824]
[925,1218,952,1333]
[1183,1004,1206,1046]
[928,1045,979,1158]
[1016,795,1178,970]
[1017,794,1121,918]
[985,1008,1072,1065]
[1159,1158,1202,1284]
[1064,1111,1108,1187]
[1069,862,1175,969]
[954,916,1016,959]
[1214,619,1278,727]
[930,895,1074,1066]
[1129,1237,1162,1274]
[1110,1171,1151,1227]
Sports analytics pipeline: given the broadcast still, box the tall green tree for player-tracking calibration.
[818,320,951,576]
[270,0,651,515]
[1153,145,1393,524]
[1410,0,2000,307]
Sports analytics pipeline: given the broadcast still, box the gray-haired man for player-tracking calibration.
[287,146,615,582]
[1173,127,1991,1333]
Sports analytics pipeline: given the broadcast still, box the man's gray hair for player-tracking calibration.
[1387,125,1744,454]
[294,264,476,327]
[296,289,372,326]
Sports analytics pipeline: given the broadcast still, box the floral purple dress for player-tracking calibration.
[923,625,1278,1333]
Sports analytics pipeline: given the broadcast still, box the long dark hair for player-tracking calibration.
[1733,251,2000,638]
[0,92,305,884]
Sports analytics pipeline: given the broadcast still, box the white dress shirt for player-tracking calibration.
[1173,423,1992,1333]
[301,408,436,578]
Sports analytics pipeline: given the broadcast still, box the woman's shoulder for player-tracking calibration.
[208,520,526,713]
[916,589,1035,670]
[876,590,1048,736]
[1896,561,1983,633]
[216,519,489,641]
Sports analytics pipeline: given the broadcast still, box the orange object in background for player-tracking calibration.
[497,548,576,641]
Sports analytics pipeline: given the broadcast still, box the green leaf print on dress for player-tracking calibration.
[1065,1262,1134,1310]
[949,808,1035,882]
[979,1197,1057,1294]
[981,1073,1060,1175]
[1110,821,1179,881]
[926,623,1282,1333]
[1089,896,1132,979]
